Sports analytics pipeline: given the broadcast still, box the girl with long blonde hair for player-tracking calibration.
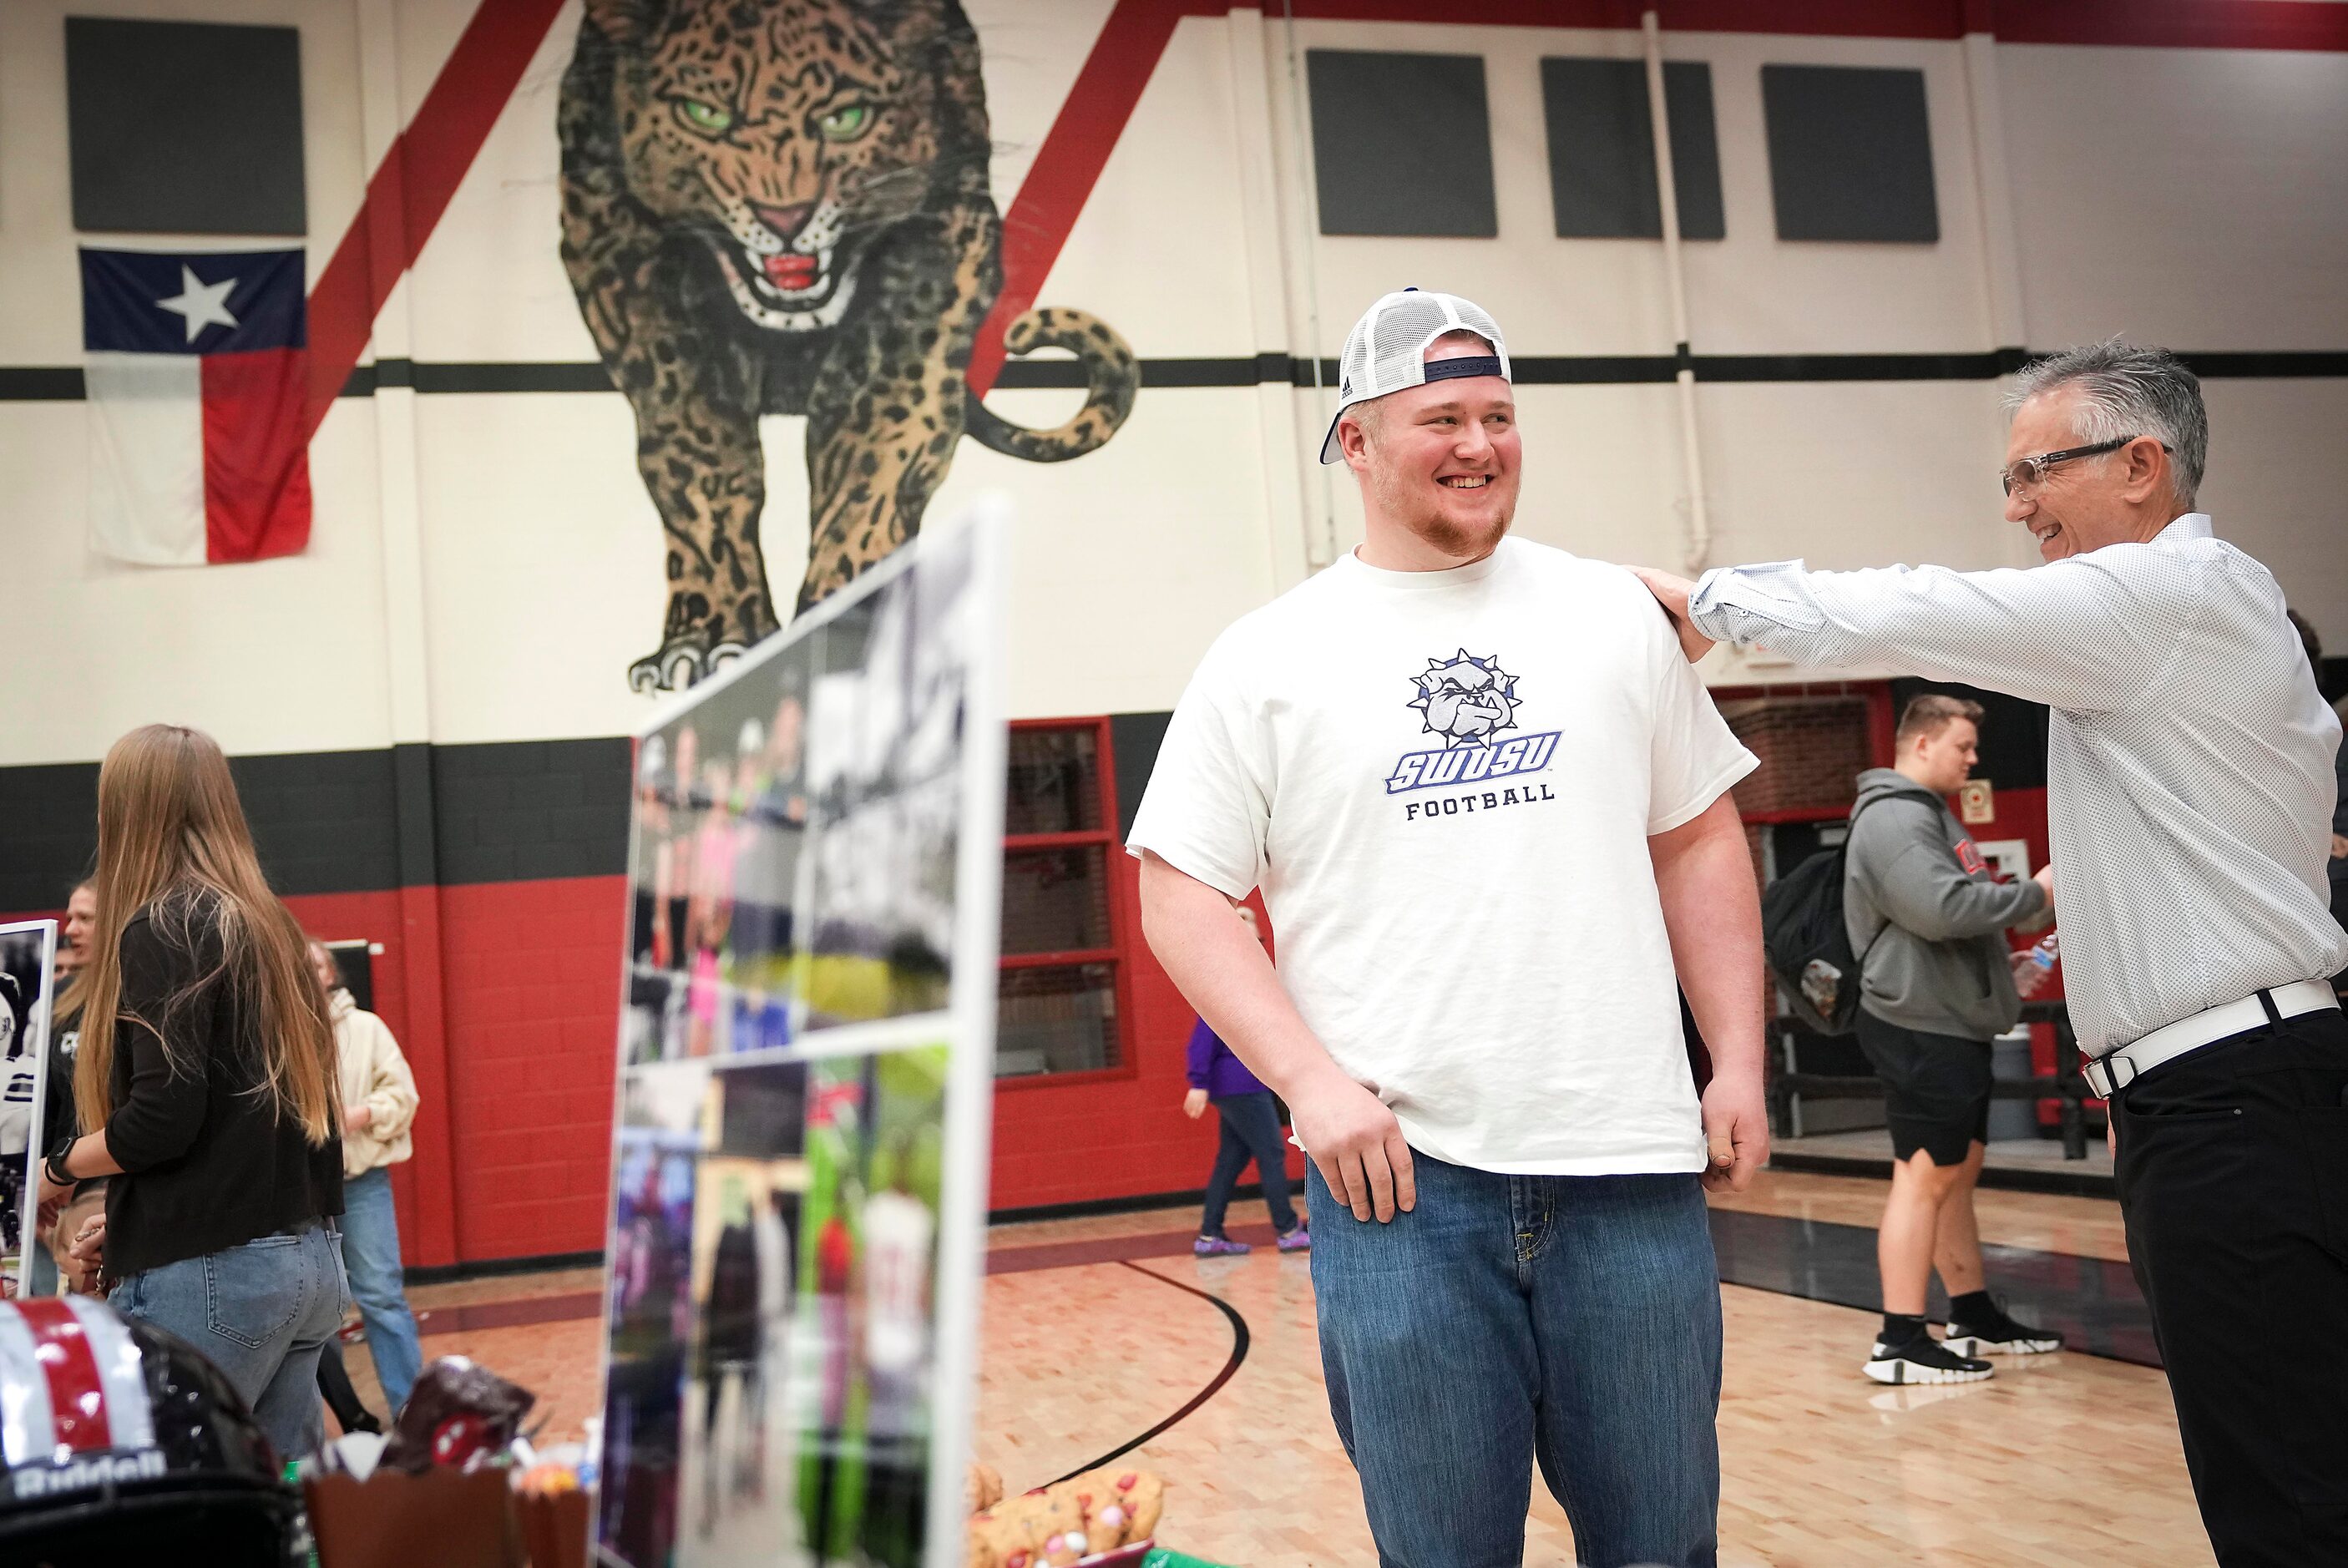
[37,725,348,1457]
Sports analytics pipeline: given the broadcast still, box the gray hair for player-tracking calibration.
[2006,341,2207,510]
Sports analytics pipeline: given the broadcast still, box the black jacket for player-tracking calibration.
[102,896,342,1278]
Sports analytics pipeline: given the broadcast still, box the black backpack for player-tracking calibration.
[1759,798,1886,1036]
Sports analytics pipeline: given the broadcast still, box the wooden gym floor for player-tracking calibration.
[342,1168,2206,1566]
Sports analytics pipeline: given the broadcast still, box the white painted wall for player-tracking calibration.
[2,2,2342,767]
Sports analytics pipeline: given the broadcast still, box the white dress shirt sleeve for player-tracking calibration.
[1688,554,2202,715]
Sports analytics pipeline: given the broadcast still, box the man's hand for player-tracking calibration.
[1289,1069,1414,1223]
[1630,568,1716,664]
[2330,833,2347,861]
[1699,1070,1769,1193]
[2011,947,2052,999]
[2032,865,2056,912]
[1182,1088,1209,1120]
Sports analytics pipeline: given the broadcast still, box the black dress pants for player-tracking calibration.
[2113,1007,2348,1566]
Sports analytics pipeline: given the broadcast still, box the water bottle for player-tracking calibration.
[2027,931,2060,973]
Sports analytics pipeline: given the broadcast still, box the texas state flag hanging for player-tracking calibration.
[79,247,312,565]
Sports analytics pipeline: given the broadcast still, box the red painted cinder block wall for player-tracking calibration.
[436,877,625,1262]
[286,879,625,1268]
[987,855,1303,1214]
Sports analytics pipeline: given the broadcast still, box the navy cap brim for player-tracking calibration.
[1318,402,1351,465]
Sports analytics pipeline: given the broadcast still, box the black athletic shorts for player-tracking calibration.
[1854,1009,1991,1166]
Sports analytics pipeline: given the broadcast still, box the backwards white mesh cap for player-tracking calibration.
[1318,288,1511,464]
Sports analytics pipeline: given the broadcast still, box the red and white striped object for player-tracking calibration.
[78,248,312,567]
[0,1297,157,1467]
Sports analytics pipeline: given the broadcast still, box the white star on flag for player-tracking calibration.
[154,265,239,343]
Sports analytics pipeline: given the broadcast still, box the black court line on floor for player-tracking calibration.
[1040,1261,1252,1490]
[1708,1208,2159,1368]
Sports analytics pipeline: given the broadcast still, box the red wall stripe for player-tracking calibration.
[302,0,570,437]
[1332,0,2348,48]
[969,0,1209,397]
[389,883,463,1270]
[1989,2,2348,52]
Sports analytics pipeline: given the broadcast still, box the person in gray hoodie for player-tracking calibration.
[1845,693,2062,1384]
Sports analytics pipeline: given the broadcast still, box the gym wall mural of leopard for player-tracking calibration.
[559,0,1139,691]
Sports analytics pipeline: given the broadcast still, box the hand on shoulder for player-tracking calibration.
[1628,567,1714,664]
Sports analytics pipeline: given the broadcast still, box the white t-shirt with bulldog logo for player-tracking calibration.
[1128,537,1757,1175]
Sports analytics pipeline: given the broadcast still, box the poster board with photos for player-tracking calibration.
[597,505,1005,1568]
[0,922,58,1300]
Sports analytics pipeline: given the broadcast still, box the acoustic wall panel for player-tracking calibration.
[1541,58,1724,241]
[65,18,306,236]
[1761,63,1938,244]
[1308,49,1498,238]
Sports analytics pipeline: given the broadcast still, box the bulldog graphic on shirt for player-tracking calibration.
[1387,649,1561,797]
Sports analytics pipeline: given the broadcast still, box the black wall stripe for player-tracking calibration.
[428,736,633,886]
[6,349,2345,403]
[0,367,88,399]
[0,737,631,911]
[393,741,438,890]
[1109,711,1172,844]
[0,761,109,913]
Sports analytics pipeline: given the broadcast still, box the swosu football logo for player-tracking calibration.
[1410,650,1520,746]
[1385,650,1561,794]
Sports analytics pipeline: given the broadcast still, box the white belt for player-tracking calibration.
[2082,979,2340,1098]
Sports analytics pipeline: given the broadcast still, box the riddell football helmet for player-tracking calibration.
[0,1295,301,1563]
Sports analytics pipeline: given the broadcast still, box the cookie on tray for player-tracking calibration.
[968,1461,1005,1516]
[1054,1467,1163,1549]
[1107,1468,1164,1542]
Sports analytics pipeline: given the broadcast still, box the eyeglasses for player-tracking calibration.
[1998,435,2167,497]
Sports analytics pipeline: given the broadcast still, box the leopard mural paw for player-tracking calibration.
[629,638,751,694]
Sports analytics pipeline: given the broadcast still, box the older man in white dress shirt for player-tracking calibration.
[1637,342,2348,1568]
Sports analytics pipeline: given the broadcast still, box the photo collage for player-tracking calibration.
[622,524,979,1069]
[599,520,994,1568]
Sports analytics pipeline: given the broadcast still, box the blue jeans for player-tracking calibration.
[111,1223,349,1460]
[1307,1156,1722,1568]
[342,1166,425,1414]
[1201,1090,1298,1237]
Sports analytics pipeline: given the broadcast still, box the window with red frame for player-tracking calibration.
[997,721,1126,1078]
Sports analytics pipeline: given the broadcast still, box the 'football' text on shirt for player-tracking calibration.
[1403,782,1558,822]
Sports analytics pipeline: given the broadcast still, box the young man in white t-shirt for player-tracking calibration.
[1128,290,1769,1568]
